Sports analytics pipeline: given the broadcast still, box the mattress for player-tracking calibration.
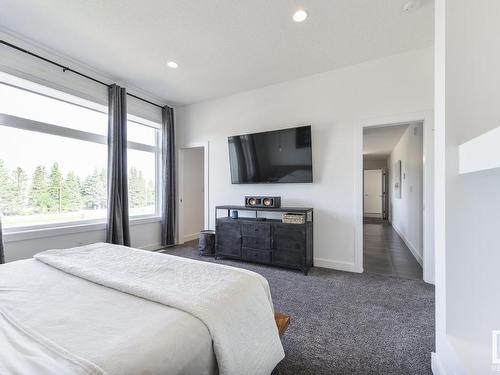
[0,258,217,375]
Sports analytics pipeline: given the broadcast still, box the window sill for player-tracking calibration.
[130,215,162,226]
[3,216,161,243]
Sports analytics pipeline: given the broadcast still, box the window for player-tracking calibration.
[127,117,160,217]
[0,73,160,230]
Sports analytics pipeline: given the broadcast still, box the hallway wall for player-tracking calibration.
[388,123,423,264]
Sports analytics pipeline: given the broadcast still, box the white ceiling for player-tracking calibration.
[363,124,409,159]
[0,0,433,106]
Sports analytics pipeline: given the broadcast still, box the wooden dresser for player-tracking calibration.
[215,206,313,275]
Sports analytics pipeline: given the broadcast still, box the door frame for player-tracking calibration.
[177,141,210,245]
[355,110,434,284]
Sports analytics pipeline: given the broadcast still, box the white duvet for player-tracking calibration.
[1,258,217,375]
[0,307,105,375]
[29,242,285,375]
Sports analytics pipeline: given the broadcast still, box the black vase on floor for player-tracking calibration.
[198,230,216,256]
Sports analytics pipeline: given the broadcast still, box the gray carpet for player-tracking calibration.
[162,241,435,375]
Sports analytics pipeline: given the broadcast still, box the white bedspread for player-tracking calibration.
[1,258,217,375]
[0,307,105,375]
[35,243,285,375]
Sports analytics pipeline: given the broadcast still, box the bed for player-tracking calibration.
[0,243,285,375]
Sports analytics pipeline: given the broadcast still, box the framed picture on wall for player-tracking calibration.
[394,160,402,199]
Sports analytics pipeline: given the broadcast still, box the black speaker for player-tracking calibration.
[245,196,281,208]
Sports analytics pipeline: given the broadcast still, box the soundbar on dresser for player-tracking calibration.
[245,196,281,208]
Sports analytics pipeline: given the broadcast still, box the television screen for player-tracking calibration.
[228,125,313,184]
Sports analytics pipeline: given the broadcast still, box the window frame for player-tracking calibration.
[0,77,162,237]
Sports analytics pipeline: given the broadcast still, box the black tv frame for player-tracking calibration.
[227,125,313,184]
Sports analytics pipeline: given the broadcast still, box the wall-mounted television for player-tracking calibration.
[228,125,313,184]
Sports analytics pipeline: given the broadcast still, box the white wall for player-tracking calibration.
[180,147,205,242]
[0,30,165,261]
[177,47,434,272]
[388,123,423,264]
[4,221,161,262]
[434,0,500,373]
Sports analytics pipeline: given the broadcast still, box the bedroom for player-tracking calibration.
[0,1,499,374]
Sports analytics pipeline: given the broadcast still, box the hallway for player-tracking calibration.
[363,218,422,280]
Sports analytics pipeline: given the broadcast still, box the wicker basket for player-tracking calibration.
[282,213,306,224]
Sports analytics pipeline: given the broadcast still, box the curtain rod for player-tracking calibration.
[0,40,164,109]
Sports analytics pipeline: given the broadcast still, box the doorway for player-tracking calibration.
[362,122,424,279]
[179,146,206,244]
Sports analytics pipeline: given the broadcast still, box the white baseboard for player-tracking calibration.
[391,222,423,266]
[314,257,360,273]
[183,233,200,243]
[431,352,446,375]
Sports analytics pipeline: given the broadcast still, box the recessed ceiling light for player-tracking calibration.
[167,61,178,69]
[293,9,308,22]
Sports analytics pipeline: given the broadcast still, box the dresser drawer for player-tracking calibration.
[240,223,271,238]
[242,236,271,250]
[242,248,271,264]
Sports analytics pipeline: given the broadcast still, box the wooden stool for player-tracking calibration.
[274,312,290,337]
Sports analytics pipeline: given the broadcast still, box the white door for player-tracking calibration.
[180,147,205,243]
[364,169,383,217]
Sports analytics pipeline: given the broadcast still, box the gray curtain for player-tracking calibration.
[161,105,176,247]
[0,216,4,264]
[106,84,131,246]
